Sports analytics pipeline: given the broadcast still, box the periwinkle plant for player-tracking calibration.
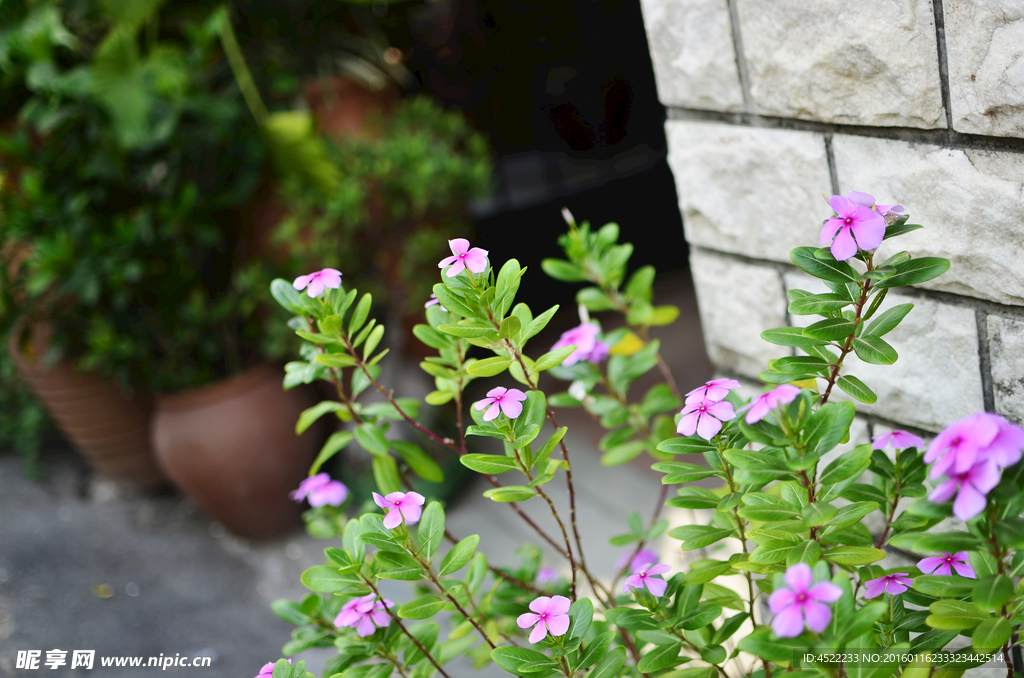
[261,197,1024,678]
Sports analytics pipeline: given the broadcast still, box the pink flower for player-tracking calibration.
[290,473,349,507]
[925,412,1024,480]
[624,563,671,597]
[517,595,571,644]
[928,459,1001,520]
[550,323,609,366]
[257,659,291,678]
[677,397,735,440]
[537,567,558,585]
[616,548,659,572]
[685,378,742,405]
[873,430,924,451]
[744,385,802,425]
[864,573,912,599]
[847,190,906,218]
[438,238,488,278]
[293,268,342,298]
[918,552,975,578]
[424,293,447,312]
[820,195,886,261]
[768,563,842,638]
[334,593,394,637]
[474,387,528,422]
[372,491,425,529]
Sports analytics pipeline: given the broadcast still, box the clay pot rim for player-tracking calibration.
[154,363,281,413]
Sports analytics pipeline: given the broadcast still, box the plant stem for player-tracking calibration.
[609,482,668,594]
[819,262,874,407]
[362,577,452,678]
[409,550,497,650]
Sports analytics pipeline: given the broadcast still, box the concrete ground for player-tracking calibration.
[0,272,714,678]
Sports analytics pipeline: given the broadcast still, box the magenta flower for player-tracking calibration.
[424,293,447,312]
[928,459,1001,520]
[847,190,906,218]
[256,660,291,678]
[372,491,426,529]
[768,563,842,638]
[925,412,1024,480]
[334,593,394,637]
[290,473,349,507]
[820,195,886,261]
[616,548,659,572]
[678,397,735,440]
[864,573,912,599]
[517,595,571,644]
[537,567,558,585]
[292,268,342,298]
[873,430,924,451]
[918,552,975,578]
[685,378,742,405]
[550,323,609,366]
[744,384,802,424]
[624,563,671,597]
[474,386,528,422]
[438,238,488,278]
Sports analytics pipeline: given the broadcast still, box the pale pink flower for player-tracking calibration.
[768,563,842,638]
[925,412,1024,480]
[847,190,906,218]
[425,294,446,311]
[678,397,735,440]
[438,238,488,277]
[744,385,802,425]
[918,552,975,578]
[864,573,912,599]
[537,567,558,585]
[616,548,659,572]
[517,595,571,644]
[873,430,924,451]
[624,563,671,597]
[290,473,349,507]
[550,323,609,366]
[685,378,742,404]
[820,195,886,261]
[928,459,1001,520]
[293,268,342,298]
[372,491,425,529]
[474,387,528,422]
[334,593,394,637]
[257,659,290,678]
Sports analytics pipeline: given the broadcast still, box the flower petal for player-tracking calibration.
[863,578,886,599]
[830,226,858,261]
[293,274,313,290]
[445,259,466,278]
[808,581,842,603]
[850,206,886,251]
[695,412,723,440]
[528,621,548,644]
[545,613,570,637]
[548,595,572,615]
[500,398,524,419]
[486,387,508,398]
[529,597,552,614]
[517,613,540,630]
[768,589,796,614]
[438,255,458,269]
[474,397,494,411]
[483,402,501,421]
[951,560,976,579]
[448,238,470,256]
[645,577,668,597]
[306,278,325,298]
[917,556,946,575]
[505,388,528,402]
[953,481,988,521]
[771,604,804,638]
[706,400,736,421]
[372,492,392,509]
[847,190,875,208]
[463,248,489,273]
[785,563,813,592]
[382,510,403,530]
[677,412,699,437]
[820,217,844,245]
[400,504,423,526]
[405,492,425,505]
[803,601,833,634]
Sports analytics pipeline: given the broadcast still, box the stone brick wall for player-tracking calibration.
[641,0,1024,438]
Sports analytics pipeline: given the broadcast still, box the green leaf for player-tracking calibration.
[391,441,443,483]
[531,345,577,373]
[541,258,587,282]
[438,535,479,576]
[801,503,838,528]
[349,293,372,335]
[791,246,861,284]
[972,617,1011,652]
[398,596,446,620]
[912,575,975,598]
[972,574,1013,612]
[363,325,385,359]
[301,565,355,592]
[533,427,568,470]
[788,293,852,315]
[482,486,535,502]
[821,501,879,533]
[667,487,721,510]
[884,221,924,240]
[678,604,722,630]
[431,284,476,318]
[461,454,519,474]
[315,352,357,368]
[498,317,522,340]
[355,423,389,456]
[865,303,913,337]
[568,598,594,640]
[309,431,354,475]
[737,494,801,522]
[601,441,646,466]
[438,322,497,339]
[587,646,626,678]
[680,560,735,585]
[876,257,950,289]
[271,278,304,313]
[636,642,682,673]
[819,444,872,486]
[821,546,886,565]
[653,461,721,484]
[761,326,828,348]
[804,318,857,342]
[296,401,346,435]
[576,632,615,671]
[657,437,717,454]
[491,647,552,675]
[412,324,453,350]
[418,502,445,558]
[836,375,877,403]
[912,532,984,552]
[372,455,402,495]
[926,599,987,630]
[577,287,616,311]
[853,335,899,365]
[467,357,513,377]
[668,525,734,550]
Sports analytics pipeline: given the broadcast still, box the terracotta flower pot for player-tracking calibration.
[150,363,318,540]
[8,324,164,489]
